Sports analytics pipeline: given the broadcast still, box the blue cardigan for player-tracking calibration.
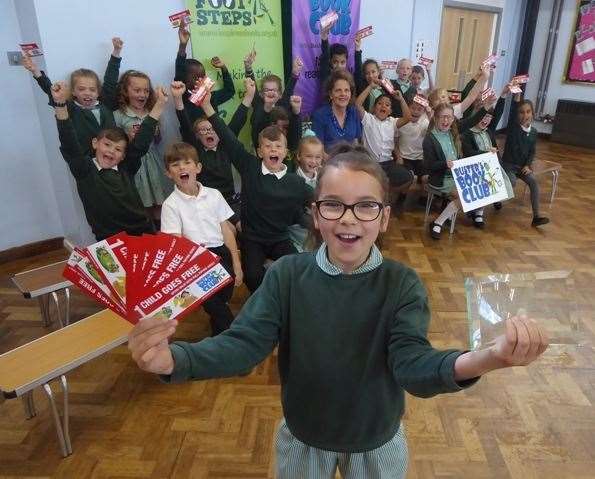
[312,104,362,150]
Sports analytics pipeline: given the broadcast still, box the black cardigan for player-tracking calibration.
[461,97,506,157]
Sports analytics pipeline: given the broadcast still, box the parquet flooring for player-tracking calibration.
[1,140,594,478]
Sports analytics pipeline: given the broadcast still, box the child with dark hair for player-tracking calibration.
[410,64,434,95]
[129,144,548,479]
[201,91,312,293]
[174,23,235,124]
[319,22,364,90]
[22,37,124,157]
[502,95,549,227]
[243,48,303,149]
[355,82,413,195]
[358,58,383,112]
[50,81,169,240]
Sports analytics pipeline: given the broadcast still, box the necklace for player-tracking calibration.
[330,107,348,137]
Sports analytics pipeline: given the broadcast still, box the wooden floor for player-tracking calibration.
[1,140,595,478]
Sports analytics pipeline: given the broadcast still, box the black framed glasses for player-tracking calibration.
[315,200,385,221]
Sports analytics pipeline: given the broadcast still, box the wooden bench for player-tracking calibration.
[12,260,72,327]
[0,309,132,457]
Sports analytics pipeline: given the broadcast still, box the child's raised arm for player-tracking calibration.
[210,56,235,107]
[281,57,303,105]
[101,37,123,110]
[52,82,92,179]
[22,53,54,103]
[319,23,332,86]
[393,90,412,128]
[228,78,256,136]
[425,63,435,91]
[355,82,375,119]
[171,81,196,144]
[174,23,190,82]
[202,91,251,174]
[288,95,303,151]
[457,64,490,115]
[354,35,364,93]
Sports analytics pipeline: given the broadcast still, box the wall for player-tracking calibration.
[0,0,64,250]
[527,0,595,133]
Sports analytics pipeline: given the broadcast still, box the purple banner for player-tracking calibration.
[292,0,361,117]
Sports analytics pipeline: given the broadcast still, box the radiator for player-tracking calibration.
[551,99,595,148]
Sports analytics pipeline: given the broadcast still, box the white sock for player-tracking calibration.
[435,201,459,226]
[475,208,484,218]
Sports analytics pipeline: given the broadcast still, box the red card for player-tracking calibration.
[482,54,498,68]
[63,232,233,325]
[380,78,395,95]
[355,26,374,40]
[189,77,215,106]
[413,95,429,108]
[481,88,496,101]
[20,43,43,57]
[510,84,523,94]
[512,74,530,84]
[169,10,192,28]
[448,91,462,103]
[320,11,339,30]
[419,56,434,66]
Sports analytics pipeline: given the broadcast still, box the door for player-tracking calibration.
[437,6,497,91]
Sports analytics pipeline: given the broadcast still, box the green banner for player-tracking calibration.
[186,0,284,148]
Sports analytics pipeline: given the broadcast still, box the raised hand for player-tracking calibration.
[155,86,169,106]
[170,81,186,98]
[244,48,257,70]
[489,316,548,367]
[355,35,362,52]
[51,81,69,104]
[178,23,190,45]
[392,89,404,101]
[292,56,304,77]
[128,317,177,375]
[211,56,226,69]
[111,37,124,57]
[21,53,40,76]
[290,95,302,114]
[244,77,256,99]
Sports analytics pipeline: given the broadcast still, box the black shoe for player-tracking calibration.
[532,216,550,227]
[429,221,442,239]
[473,215,486,229]
[493,202,502,210]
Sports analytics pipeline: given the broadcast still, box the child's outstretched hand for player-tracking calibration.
[21,53,40,77]
[292,57,304,77]
[111,37,124,57]
[51,81,69,104]
[211,56,226,69]
[128,317,177,375]
[392,90,404,101]
[170,81,186,98]
[244,48,257,70]
[490,316,548,367]
[178,23,190,45]
[290,95,302,114]
[244,77,256,99]
[355,35,362,52]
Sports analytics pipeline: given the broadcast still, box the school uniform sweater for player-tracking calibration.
[174,52,235,124]
[389,80,417,118]
[35,55,121,157]
[56,115,157,240]
[501,100,537,171]
[208,112,312,243]
[319,40,363,92]
[423,107,489,187]
[175,106,245,204]
[164,249,478,452]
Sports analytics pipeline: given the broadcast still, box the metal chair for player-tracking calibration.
[522,159,562,207]
[424,184,458,236]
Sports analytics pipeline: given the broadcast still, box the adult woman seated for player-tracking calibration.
[312,70,362,151]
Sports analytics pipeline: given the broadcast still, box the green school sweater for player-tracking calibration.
[208,112,312,244]
[165,252,478,452]
[35,55,121,157]
[56,115,157,240]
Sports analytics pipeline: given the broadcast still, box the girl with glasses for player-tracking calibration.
[128,145,548,479]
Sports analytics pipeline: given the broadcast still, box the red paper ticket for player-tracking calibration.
[189,77,215,106]
[20,43,43,57]
[448,91,462,103]
[355,26,374,40]
[512,74,530,84]
[169,10,192,28]
[481,88,496,101]
[380,60,400,70]
[419,56,434,66]
[413,95,429,107]
[380,78,395,95]
[482,54,498,68]
[319,11,339,30]
[509,84,523,94]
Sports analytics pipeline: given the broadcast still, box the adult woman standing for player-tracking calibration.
[312,70,362,151]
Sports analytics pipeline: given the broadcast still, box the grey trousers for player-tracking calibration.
[275,419,408,479]
[506,169,541,217]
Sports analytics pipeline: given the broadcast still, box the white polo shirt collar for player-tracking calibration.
[261,162,287,179]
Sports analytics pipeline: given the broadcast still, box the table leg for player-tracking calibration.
[51,292,63,329]
[42,378,72,457]
[64,288,71,327]
[21,391,37,419]
[550,171,559,206]
[37,295,51,327]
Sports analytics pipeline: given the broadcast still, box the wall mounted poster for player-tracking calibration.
[565,0,595,84]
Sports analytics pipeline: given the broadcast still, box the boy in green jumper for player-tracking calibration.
[200,86,312,294]
[129,147,549,478]
[51,81,169,240]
